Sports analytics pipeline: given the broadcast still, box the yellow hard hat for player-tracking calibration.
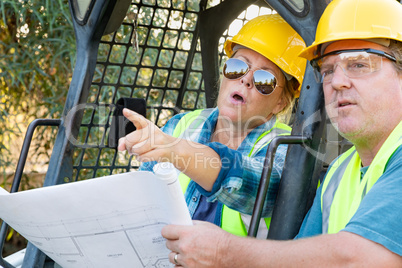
[224,14,306,96]
[300,0,402,61]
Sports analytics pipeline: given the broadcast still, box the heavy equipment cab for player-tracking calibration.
[1,0,354,267]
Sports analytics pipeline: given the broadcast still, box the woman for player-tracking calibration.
[118,14,306,238]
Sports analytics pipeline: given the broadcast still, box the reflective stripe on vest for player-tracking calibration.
[249,122,292,157]
[321,121,402,234]
[173,109,291,237]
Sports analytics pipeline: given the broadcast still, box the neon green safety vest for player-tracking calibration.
[321,121,402,234]
[172,108,291,237]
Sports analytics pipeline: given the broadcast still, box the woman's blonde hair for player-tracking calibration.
[276,78,298,124]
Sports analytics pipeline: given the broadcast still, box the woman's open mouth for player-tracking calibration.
[231,93,245,104]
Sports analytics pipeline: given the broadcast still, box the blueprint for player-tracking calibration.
[0,163,192,268]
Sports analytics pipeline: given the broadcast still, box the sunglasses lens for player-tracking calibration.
[223,58,278,95]
[253,70,276,95]
[223,58,249,79]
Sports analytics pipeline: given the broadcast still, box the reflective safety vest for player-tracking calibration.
[172,108,291,237]
[321,121,402,234]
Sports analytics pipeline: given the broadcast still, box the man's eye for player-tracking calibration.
[349,62,370,69]
[321,68,334,76]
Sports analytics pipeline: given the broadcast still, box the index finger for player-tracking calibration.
[122,108,149,130]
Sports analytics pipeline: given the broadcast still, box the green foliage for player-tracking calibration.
[0,0,75,178]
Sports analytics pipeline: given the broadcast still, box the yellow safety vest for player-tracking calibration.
[172,108,291,237]
[321,121,402,234]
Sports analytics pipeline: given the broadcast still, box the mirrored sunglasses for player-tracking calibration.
[311,48,396,83]
[223,58,280,95]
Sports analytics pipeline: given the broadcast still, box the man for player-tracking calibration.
[161,0,402,266]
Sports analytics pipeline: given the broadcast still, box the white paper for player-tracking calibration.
[0,186,9,195]
[0,168,192,268]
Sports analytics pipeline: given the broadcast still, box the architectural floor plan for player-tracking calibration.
[0,164,191,267]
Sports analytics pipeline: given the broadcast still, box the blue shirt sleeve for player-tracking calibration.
[196,141,288,217]
[296,185,323,238]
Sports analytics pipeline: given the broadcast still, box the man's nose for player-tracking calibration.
[330,64,351,90]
